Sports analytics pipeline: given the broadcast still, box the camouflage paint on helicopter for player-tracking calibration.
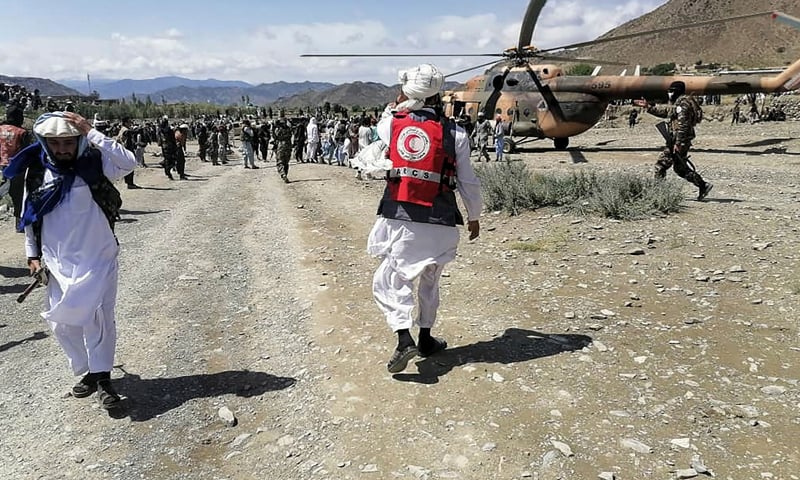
[302,0,800,151]
[444,54,800,151]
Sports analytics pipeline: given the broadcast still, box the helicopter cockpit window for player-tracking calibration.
[523,108,531,117]
[506,108,514,116]
[503,71,540,92]
[495,108,502,115]
[492,75,505,90]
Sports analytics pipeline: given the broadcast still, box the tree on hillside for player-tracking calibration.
[646,63,676,76]
[566,63,594,76]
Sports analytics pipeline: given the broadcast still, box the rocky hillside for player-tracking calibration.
[573,0,800,69]
[269,80,464,110]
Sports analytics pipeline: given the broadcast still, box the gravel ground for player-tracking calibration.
[1,118,799,480]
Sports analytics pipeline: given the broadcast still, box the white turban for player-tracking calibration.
[399,63,444,100]
[33,114,82,138]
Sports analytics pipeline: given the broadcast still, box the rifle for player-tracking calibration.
[16,267,48,304]
[654,121,697,172]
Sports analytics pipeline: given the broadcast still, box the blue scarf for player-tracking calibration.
[3,141,101,232]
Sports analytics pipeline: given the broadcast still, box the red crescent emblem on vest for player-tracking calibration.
[396,126,430,162]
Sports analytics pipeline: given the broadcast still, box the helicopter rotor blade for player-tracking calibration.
[524,63,564,122]
[537,10,773,54]
[482,65,513,119]
[535,54,629,66]
[445,60,501,78]
[300,53,501,58]
[518,0,548,50]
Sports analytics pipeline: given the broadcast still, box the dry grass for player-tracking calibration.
[476,162,685,220]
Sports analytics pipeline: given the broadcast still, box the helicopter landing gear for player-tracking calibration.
[502,139,516,154]
[553,137,569,150]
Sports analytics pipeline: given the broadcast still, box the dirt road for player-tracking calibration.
[1,120,798,480]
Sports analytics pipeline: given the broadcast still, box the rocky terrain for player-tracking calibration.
[0,117,798,479]
[575,0,800,69]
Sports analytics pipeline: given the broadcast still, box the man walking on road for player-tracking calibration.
[3,111,136,409]
[0,102,30,227]
[367,63,482,374]
[116,117,141,189]
[472,111,492,162]
[272,113,292,183]
[241,119,258,169]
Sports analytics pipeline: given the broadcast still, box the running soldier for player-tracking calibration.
[636,81,713,201]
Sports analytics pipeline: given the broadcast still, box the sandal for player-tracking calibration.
[418,337,448,358]
[96,379,121,409]
[387,344,418,373]
[72,373,100,398]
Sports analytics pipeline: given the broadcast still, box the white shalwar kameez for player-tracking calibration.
[367,109,482,332]
[24,129,136,375]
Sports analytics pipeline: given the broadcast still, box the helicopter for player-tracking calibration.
[302,0,800,151]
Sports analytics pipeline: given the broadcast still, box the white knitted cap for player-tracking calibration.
[398,63,444,100]
[33,114,81,138]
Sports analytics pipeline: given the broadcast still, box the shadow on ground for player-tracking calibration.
[286,178,331,183]
[108,369,296,421]
[0,283,29,295]
[119,209,170,216]
[0,266,30,278]
[393,328,592,384]
[0,331,48,354]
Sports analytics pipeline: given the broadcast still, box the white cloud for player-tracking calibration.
[0,1,667,85]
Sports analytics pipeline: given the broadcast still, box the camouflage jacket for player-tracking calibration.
[646,95,703,146]
[272,120,292,146]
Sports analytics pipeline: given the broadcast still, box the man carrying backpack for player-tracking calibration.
[0,102,30,227]
[2,111,136,409]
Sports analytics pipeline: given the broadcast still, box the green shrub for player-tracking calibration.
[475,163,685,219]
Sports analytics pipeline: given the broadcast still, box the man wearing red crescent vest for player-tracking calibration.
[367,64,482,374]
[0,102,30,227]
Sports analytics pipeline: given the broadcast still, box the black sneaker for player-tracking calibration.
[72,373,100,398]
[698,182,713,201]
[418,337,448,358]
[387,344,418,373]
[96,379,121,409]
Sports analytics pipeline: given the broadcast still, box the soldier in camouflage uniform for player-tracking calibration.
[272,113,293,183]
[637,82,713,201]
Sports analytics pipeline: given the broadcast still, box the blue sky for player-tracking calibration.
[0,0,667,85]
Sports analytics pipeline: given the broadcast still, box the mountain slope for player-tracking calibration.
[572,0,800,69]
[146,80,336,105]
[0,75,81,96]
[61,76,254,98]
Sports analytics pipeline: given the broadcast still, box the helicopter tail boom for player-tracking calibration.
[545,55,800,101]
